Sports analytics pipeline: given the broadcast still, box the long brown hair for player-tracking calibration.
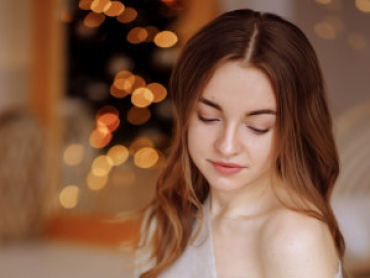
[139,9,345,277]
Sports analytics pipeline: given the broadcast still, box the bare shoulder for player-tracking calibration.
[260,208,339,278]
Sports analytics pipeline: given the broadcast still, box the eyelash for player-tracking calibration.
[198,115,220,123]
[248,127,269,134]
[197,115,270,134]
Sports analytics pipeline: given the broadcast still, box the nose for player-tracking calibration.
[214,124,241,157]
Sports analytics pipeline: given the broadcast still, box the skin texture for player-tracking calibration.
[187,61,339,278]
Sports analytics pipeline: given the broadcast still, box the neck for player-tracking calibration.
[209,174,280,219]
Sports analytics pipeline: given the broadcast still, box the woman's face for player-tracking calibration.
[187,61,277,193]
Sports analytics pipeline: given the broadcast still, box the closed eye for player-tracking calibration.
[198,114,220,123]
[248,126,269,134]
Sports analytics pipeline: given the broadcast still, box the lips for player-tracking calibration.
[211,161,244,175]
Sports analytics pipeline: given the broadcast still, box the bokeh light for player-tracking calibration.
[107,54,134,76]
[63,143,85,166]
[83,12,105,28]
[154,31,178,48]
[110,167,136,188]
[314,22,336,40]
[59,185,80,209]
[131,87,154,107]
[96,105,120,132]
[89,125,112,148]
[110,83,129,98]
[133,75,146,89]
[79,0,94,10]
[127,106,151,125]
[147,82,167,103]
[117,7,138,23]
[127,27,148,44]
[107,144,130,166]
[113,70,135,93]
[324,15,344,33]
[134,147,159,168]
[356,0,370,13]
[104,1,125,17]
[90,0,111,13]
[129,136,153,154]
[87,81,109,101]
[86,171,108,191]
[144,26,159,42]
[348,33,367,50]
[67,0,180,212]
[91,155,114,177]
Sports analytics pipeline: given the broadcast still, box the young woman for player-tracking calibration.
[134,9,345,278]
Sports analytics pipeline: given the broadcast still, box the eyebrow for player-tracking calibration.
[199,97,277,116]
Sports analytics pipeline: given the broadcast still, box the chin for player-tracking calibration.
[207,177,250,192]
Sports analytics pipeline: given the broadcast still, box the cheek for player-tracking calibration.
[187,118,211,157]
[250,133,277,161]
[188,123,199,140]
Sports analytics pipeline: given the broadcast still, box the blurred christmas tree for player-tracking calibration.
[66,0,183,151]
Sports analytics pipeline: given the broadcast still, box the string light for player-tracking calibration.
[66,0,179,210]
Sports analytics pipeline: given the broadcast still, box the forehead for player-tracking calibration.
[200,62,276,111]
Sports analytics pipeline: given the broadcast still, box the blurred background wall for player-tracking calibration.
[0,0,31,110]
